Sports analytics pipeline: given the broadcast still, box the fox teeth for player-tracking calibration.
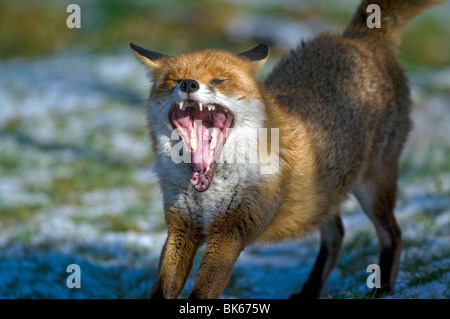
[211,128,217,139]
[209,146,215,163]
[190,136,197,151]
[210,129,218,148]
[191,178,199,186]
[199,102,203,111]
[207,105,212,111]
[179,101,184,110]
[210,135,217,150]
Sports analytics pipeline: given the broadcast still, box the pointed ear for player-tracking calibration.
[239,44,269,61]
[129,43,169,71]
[239,44,269,75]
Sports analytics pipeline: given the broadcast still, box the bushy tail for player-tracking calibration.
[343,0,444,45]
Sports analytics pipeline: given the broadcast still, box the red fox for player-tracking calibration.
[130,0,444,299]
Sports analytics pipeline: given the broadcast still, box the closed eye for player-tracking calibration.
[210,78,225,85]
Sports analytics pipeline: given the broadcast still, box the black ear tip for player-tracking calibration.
[257,43,269,53]
[129,43,169,61]
[259,44,269,57]
[239,43,269,61]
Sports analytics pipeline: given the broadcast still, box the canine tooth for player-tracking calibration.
[190,137,197,151]
[211,105,215,110]
[209,145,215,163]
[179,101,184,110]
[191,178,199,186]
[210,129,219,149]
[199,102,203,111]
[207,105,212,111]
[210,135,217,150]
[211,128,217,139]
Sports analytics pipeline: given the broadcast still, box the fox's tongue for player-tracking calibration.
[191,119,212,172]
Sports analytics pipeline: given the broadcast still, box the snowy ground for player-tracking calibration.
[0,48,449,298]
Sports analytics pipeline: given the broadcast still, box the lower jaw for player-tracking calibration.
[190,162,215,192]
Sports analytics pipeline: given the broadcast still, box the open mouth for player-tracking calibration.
[170,100,234,192]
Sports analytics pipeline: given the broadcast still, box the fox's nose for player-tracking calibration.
[180,79,199,94]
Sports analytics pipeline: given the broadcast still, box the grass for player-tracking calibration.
[399,144,450,192]
[1,0,448,68]
[339,229,378,277]
[399,15,450,68]
[401,250,450,287]
[0,205,41,229]
[0,147,21,171]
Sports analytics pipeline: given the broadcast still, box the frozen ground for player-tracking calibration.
[0,49,449,298]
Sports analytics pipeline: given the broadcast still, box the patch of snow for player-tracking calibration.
[387,272,449,299]
[0,177,50,208]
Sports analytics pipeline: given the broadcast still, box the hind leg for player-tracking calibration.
[290,214,344,299]
[353,167,402,296]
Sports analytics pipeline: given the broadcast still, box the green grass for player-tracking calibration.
[401,250,450,287]
[46,161,131,203]
[399,15,450,69]
[400,145,450,190]
[0,148,21,171]
[339,229,378,277]
[0,204,42,229]
[1,0,448,68]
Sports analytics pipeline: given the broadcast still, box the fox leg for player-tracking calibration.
[150,210,202,299]
[188,233,243,299]
[290,213,344,299]
[353,168,402,297]
[188,206,263,299]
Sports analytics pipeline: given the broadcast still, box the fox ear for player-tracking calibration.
[239,44,269,61]
[239,43,269,75]
[129,43,168,71]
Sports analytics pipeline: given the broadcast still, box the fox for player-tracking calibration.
[130,0,444,299]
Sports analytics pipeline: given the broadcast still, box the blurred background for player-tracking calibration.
[0,0,449,298]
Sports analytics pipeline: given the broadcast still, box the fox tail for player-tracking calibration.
[343,0,444,45]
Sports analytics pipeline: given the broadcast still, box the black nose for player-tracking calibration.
[180,79,199,94]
